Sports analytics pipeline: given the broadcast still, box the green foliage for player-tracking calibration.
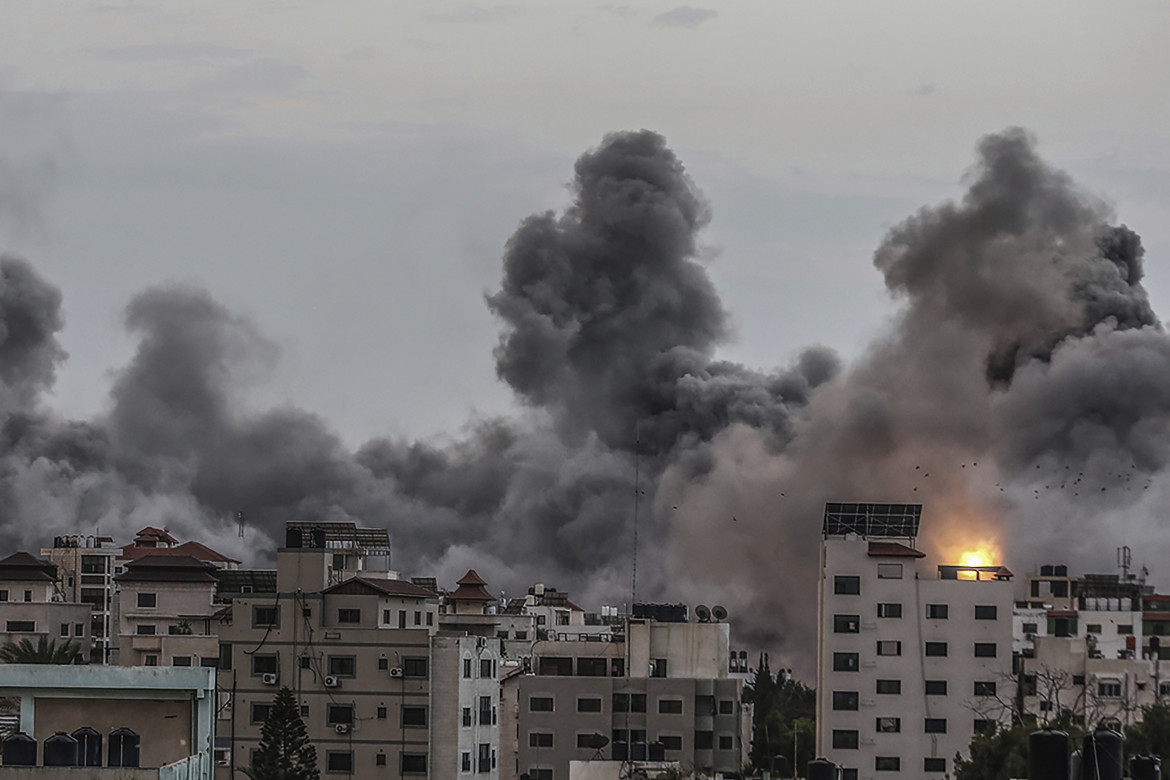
[745,653,816,774]
[243,686,319,780]
[0,636,82,664]
[1126,701,1170,760]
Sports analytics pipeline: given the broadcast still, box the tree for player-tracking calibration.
[1125,701,1170,760]
[745,653,816,774]
[0,636,82,664]
[243,686,319,780]
[954,710,1083,780]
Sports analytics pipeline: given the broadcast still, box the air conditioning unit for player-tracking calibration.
[324,675,340,688]
[389,667,404,678]
[335,724,349,734]
[261,673,278,685]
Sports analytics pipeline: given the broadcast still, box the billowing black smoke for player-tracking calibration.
[0,128,1166,676]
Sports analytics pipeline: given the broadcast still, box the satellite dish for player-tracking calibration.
[587,733,609,750]
[712,605,728,621]
[695,605,711,622]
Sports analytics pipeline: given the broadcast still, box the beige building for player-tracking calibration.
[216,524,438,779]
[114,554,221,668]
[0,552,92,661]
[816,503,1015,779]
[502,615,748,780]
[40,536,118,662]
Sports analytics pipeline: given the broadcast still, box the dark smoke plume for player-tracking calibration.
[0,128,1166,677]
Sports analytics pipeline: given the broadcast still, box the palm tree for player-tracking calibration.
[0,636,83,664]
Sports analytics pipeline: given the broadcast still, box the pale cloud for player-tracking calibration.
[88,43,248,62]
[423,4,526,24]
[650,6,717,28]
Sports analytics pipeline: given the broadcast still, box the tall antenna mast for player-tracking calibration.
[631,421,640,606]
[236,510,245,539]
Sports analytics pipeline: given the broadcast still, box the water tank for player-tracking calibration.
[43,732,79,766]
[108,728,140,768]
[2,733,36,766]
[612,741,628,761]
[807,757,838,780]
[1082,726,1123,780]
[648,741,665,761]
[1132,756,1162,780]
[1030,729,1069,780]
[285,527,303,548]
[71,727,101,767]
[631,741,647,761]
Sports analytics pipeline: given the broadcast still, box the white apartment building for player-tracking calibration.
[816,502,1014,779]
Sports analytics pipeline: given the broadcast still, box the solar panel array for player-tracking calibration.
[822,502,922,539]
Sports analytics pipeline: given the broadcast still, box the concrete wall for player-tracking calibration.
[35,698,195,768]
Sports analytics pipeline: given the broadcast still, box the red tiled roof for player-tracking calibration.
[0,552,57,582]
[120,540,238,564]
[450,569,495,601]
[867,541,926,558]
[133,526,178,545]
[324,577,433,599]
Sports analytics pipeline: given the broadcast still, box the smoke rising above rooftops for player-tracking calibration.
[0,128,1167,675]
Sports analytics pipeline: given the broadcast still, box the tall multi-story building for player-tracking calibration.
[113,554,222,668]
[215,522,438,779]
[42,534,119,662]
[0,551,92,659]
[816,502,1014,779]
[501,610,749,780]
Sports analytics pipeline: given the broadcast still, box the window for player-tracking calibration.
[1086,623,1102,634]
[877,603,902,618]
[924,757,947,772]
[219,643,233,671]
[172,656,191,667]
[377,706,387,719]
[252,605,279,628]
[1075,675,1087,687]
[0,590,7,601]
[974,719,994,734]
[401,754,427,774]
[135,624,155,635]
[464,658,472,678]
[252,654,277,675]
[834,614,860,633]
[925,718,947,733]
[399,611,406,629]
[658,698,683,714]
[463,707,472,726]
[694,730,713,749]
[925,680,947,695]
[926,604,948,619]
[23,590,31,602]
[74,623,84,637]
[834,576,861,595]
[974,681,996,696]
[462,753,471,773]
[414,611,421,625]
[515,631,527,640]
[876,679,901,694]
[876,640,901,656]
[530,696,554,712]
[530,732,554,748]
[1022,622,1039,634]
[328,656,355,677]
[403,657,428,677]
[650,658,668,677]
[137,593,156,608]
[875,757,900,771]
[1098,679,1122,698]
[337,608,360,624]
[974,642,997,658]
[876,717,900,733]
[833,652,859,672]
[975,605,998,620]
[578,657,608,676]
[383,609,392,624]
[719,699,734,715]
[377,754,387,767]
[613,693,646,713]
[60,623,69,637]
[427,612,434,626]
[529,770,553,780]
[1118,624,1134,635]
[251,702,273,723]
[578,697,602,713]
[402,706,427,727]
[695,695,716,716]
[479,695,494,725]
[719,734,733,750]
[832,730,859,749]
[326,752,353,773]
[877,563,902,579]
[925,642,948,657]
[659,735,683,751]
[144,654,158,666]
[327,705,353,725]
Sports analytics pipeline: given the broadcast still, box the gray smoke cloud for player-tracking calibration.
[0,127,1165,677]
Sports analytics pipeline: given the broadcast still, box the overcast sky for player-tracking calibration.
[4,0,1168,448]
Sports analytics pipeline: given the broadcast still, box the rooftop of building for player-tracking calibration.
[448,569,495,601]
[324,576,435,599]
[284,521,391,554]
[114,555,219,584]
[120,539,240,565]
[0,552,57,582]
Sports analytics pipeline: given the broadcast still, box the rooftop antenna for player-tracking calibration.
[1118,545,1132,580]
[236,510,245,539]
[631,421,640,606]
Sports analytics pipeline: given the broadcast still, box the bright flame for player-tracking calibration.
[962,550,990,567]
